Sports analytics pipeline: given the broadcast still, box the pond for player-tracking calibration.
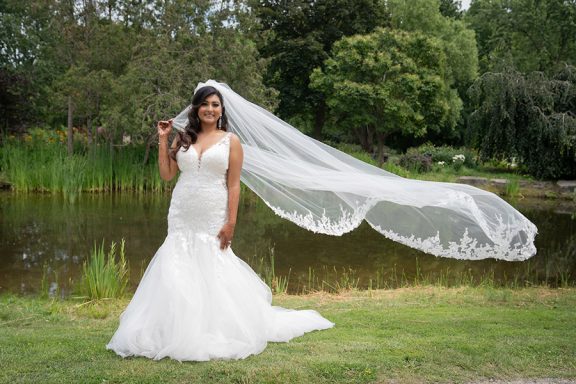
[0,192,574,295]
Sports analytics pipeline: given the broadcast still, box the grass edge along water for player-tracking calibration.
[44,240,574,302]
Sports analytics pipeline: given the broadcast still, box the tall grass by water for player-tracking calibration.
[244,250,574,295]
[1,138,170,194]
[79,239,129,300]
[247,247,291,294]
[37,243,573,300]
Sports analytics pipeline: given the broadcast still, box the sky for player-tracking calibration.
[461,0,472,10]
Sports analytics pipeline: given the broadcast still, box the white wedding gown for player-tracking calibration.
[106,133,334,361]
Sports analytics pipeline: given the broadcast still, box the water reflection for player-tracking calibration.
[0,192,574,295]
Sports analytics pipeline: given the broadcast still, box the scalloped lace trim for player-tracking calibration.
[265,201,375,236]
[265,201,537,261]
[370,220,537,261]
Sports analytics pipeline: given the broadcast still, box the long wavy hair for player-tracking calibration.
[170,86,228,160]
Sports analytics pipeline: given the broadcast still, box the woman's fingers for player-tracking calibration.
[217,230,233,250]
[217,230,227,250]
[157,120,172,136]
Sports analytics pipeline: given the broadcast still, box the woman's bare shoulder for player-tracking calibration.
[228,132,241,144]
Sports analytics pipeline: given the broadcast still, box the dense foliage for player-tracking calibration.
[251,0,388,138]
[1,0,575,180]
[0,0,274,148]
[468,65,576,179]
[466,0,576,74]
[310,28,457,165]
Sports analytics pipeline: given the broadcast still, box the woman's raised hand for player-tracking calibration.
[157,119,173,138]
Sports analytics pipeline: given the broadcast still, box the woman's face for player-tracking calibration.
[197,94,222,127]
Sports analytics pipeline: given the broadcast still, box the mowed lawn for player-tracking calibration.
[1,287,574,384]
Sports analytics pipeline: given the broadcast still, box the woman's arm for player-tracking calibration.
[157,119,179,181]
[218,134,244,249]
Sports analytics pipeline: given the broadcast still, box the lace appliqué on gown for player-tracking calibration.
[106,132,334,362]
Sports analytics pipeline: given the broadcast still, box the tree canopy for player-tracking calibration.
[1,0,575,179]
[466,0,576,74]
[252,0,389,138]
[468,65,576,179]
[311,28,458,164]
[0,0,274,148]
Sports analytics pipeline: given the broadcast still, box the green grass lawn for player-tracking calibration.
[1,287,575,384]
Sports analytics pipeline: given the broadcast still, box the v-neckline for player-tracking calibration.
[191,133,229,161]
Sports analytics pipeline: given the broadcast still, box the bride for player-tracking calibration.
[106,85,335,362]
[107,78,537,361]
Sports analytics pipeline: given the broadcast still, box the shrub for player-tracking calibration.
[333,142,379,166]
[398,153,432,173]
[452,154,465,172]
[409,144,478,168]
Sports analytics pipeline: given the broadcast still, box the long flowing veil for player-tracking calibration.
[172,80,537,261]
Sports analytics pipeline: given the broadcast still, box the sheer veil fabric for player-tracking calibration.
[172,80,537,261]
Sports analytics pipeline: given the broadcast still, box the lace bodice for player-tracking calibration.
[167,133,231,236]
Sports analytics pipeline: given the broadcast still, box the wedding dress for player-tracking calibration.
[106,132,334,361]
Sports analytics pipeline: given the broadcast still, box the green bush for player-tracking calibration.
[408,144,478,168]
[333,142,379,166]
[398,153,432,173]
[382,161,412,177]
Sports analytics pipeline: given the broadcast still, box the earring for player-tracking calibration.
[217,116,222,129]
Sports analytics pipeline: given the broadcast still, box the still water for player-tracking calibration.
[1,192,574,295]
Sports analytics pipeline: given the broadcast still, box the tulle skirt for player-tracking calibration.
[106,231,334,361]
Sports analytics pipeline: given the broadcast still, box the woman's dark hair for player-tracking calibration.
[170,86,228,160]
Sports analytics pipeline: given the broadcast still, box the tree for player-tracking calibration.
[387,0,477,92]
[378,0,477,145]
[439,0,462,19]
[0,0,64,130]
[468,65,576,179]
[466,0,576,74]
[252,0,388,139]
[311,28,456,165]
[0,0,274,158]
[97,0,275,163]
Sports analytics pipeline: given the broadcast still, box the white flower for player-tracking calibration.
[452,154,465,162]
[437,161,446,166]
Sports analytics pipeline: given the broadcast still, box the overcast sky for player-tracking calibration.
[461,0,471,10]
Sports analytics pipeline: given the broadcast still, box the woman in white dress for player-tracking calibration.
[106,85,334,362]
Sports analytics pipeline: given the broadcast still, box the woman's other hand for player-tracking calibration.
[217,223,236,250]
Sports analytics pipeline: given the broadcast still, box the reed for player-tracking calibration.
[31,239,576,298]
[504,179,521,198]
[39,263,51,299]
[1,139,173,193]
[317,266,360,293]
[280,260,574,294]
[79,239,129,300]
[245,247,290,294]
